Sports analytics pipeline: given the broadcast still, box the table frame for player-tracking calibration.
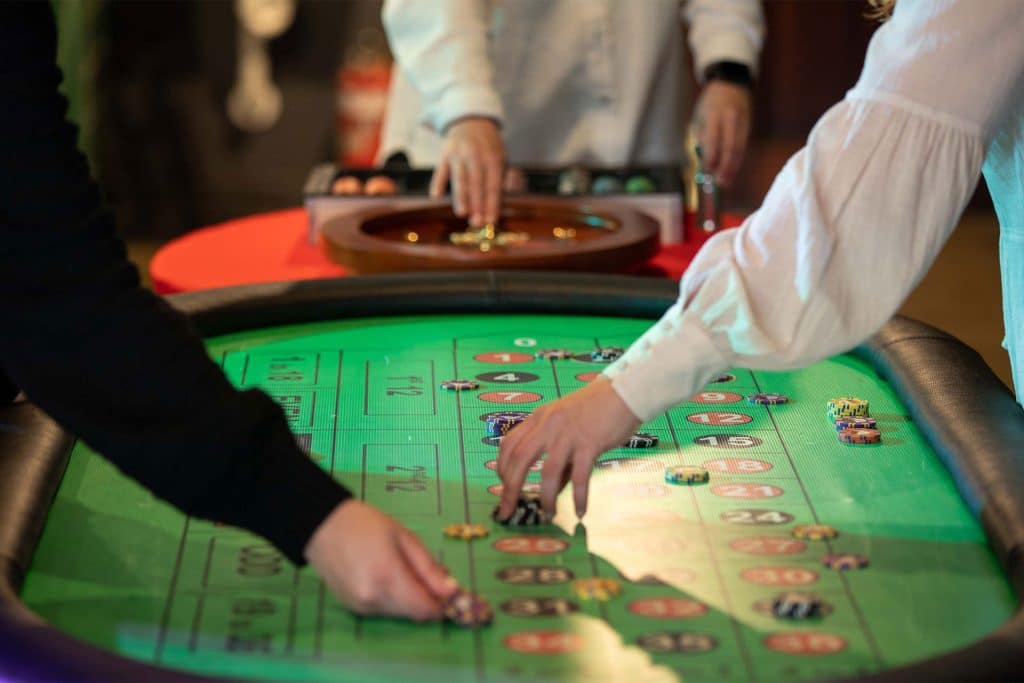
[1,272,1022,682]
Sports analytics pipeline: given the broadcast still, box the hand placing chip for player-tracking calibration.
[430,116,505,226]
[495,376,640,520]
[305,500,459,621]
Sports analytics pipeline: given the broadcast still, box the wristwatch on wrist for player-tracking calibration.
[703,61,754,88]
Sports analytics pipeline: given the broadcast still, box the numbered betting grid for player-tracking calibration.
[149,326,891,682]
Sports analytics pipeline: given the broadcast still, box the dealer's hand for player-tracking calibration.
[691,80,752,188]
[496,377,641,520]
[305,500,458,621]
[430,116,505,226]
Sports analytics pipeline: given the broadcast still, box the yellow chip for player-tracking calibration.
[826,397,869,420]
[443,523,490,540]
[571,577,622,601]
[791,524,839,541]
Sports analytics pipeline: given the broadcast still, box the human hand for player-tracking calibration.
[691,80,752,188]
[495,377,641,520]
[305,500,458,621]
[430,116,505,226]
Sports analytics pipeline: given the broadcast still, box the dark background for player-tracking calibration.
[76,0,892,239]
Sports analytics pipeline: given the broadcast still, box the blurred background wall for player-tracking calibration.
[51,0,1007,384]
[56,0,900,239]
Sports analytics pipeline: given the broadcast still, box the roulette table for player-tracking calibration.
[2,272,1023,682]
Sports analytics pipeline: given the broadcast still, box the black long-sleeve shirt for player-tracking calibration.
[0,4,351,565]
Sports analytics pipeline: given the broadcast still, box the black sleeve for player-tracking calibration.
[0,4,351,565]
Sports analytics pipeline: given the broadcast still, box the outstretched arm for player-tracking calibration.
[500,0,1024,518]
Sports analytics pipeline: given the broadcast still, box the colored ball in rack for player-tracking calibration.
[364,175,398,195]
[592,175,624,194]
[331,175,363,195]
[625,174,656,193]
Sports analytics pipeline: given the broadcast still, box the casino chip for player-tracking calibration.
[592,175,624,194]
[440,379,480,392]
[492,492,549,526]
[485,411,530,435]
[444,590,494,628]
[571,577,622,601]
[535,349,573,361]
[770,592,828,620]
[827,397,870,420]
[834,415,878,431]
[623,433,659,449]
[748,393,789,405]
[791,524,839,541]
[664,465,710,485]
[837,428,882,445]
[443,523,490,540]
[822,553,870,571]
[591,347,625,362]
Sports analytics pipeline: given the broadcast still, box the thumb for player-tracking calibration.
[397,528,459,600]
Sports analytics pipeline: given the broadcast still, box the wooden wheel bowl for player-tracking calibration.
[320,199,660,274]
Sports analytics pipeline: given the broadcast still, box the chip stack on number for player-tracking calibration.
[827,397,870,421]
[444,590,494,628]
[664,465,710,485]
[571,577,622,601]
[492,492,549,526]
[485,411,529,436]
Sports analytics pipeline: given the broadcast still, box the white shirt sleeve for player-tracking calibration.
[381,0,503,133]
[683,0,764,77]
[607,0,1024,422]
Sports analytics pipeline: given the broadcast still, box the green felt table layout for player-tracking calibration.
[18,313,1016,683]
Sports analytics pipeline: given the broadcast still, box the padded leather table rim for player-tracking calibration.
[2,271,1023,682]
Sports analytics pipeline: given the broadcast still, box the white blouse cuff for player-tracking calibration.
[425,85,504,134]
[603,315,728,422]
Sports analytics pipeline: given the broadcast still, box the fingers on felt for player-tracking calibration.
[397,529,454,600]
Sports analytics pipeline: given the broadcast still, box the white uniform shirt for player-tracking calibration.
[378,0,764,166]
[605,0,1024,420]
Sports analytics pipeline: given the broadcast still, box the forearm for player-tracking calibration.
[381,0,502,132]
[0,3,350,564]
[607,98,983,420]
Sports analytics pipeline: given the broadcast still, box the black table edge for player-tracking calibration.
[0,271,1021,682]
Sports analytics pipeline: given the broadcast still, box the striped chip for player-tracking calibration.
[535,349,573,360]
[834,415,878,431]
[791,524,839,541]
[443,523,490,540]
[571,577,622,601]
[440,379,480,392]
[822,553,870,571]
[838,428,882,445]
[827,397,870,420]
[664,465,710,485]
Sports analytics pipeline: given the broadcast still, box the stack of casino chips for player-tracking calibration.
[485,411,529,436]
[590,347,625,362]
[664,465,710,485]
[444,590,494,628]
[535,348,573,361]
[492,492,549,526]
[828,397,881,445]
[623,432,659,448]
[439,379,480,392]
[770,592,827,620]
[571,577,622,601]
